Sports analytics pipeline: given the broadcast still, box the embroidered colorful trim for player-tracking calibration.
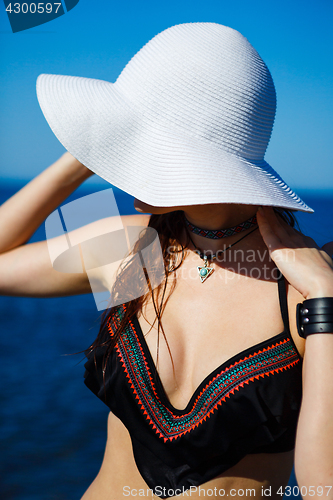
[185,214,257,239]
[109,310,300,442]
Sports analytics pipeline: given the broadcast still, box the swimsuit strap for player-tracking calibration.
[277,270,290,334]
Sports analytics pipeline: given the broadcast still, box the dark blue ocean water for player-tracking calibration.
[0,183,332,500]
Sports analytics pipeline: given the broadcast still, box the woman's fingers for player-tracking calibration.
[260,206,305,242]
[256,207,282,252]
[322,241,333,258]
[257,207,297,269]
[257,206,318,249]
[256,207,333,299]
[321,242,333,267]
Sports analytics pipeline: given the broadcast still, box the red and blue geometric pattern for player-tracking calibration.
[108,309,300,442]
[185,214,257,239]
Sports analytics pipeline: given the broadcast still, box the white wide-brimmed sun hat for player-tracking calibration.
[36,22,312,212]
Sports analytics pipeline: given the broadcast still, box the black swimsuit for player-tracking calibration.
[84,273,302,497]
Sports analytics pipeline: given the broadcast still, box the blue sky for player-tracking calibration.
[0,0,332,190]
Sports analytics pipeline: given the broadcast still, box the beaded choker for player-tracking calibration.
[185,214,257,239]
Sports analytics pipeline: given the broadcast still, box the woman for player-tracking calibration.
[1,23,333,499]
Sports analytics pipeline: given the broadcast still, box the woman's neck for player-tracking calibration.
[183,203,258,229]
[183,204,259,254]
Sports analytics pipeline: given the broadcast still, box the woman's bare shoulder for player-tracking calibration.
[88,213,150,232]
[66,213,150,245]
[121,213,151,227]
[83,213,151,292]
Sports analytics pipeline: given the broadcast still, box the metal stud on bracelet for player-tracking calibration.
[296,298,333,338]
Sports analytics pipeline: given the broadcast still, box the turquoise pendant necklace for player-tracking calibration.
[197,255,215,283]
[187,226,259,283]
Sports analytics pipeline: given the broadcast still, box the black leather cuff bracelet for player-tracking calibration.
[296,297,333,338]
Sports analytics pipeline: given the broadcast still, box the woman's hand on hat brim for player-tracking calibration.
[256,206,333,300]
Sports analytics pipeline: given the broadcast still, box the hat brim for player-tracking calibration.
[37,74,313,213]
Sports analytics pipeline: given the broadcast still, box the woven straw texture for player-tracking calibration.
[36,23,312,212]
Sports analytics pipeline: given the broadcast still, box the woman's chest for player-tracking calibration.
[138,272,287,411]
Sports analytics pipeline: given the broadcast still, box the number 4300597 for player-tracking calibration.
[6,3,62,14]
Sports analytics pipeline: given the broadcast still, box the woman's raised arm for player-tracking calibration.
[0,153,93,253]
[0,153,150,298]
[257,206,333,496]
[0,153,95,297]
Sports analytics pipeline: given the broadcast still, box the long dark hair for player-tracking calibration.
[86,208,298,377]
